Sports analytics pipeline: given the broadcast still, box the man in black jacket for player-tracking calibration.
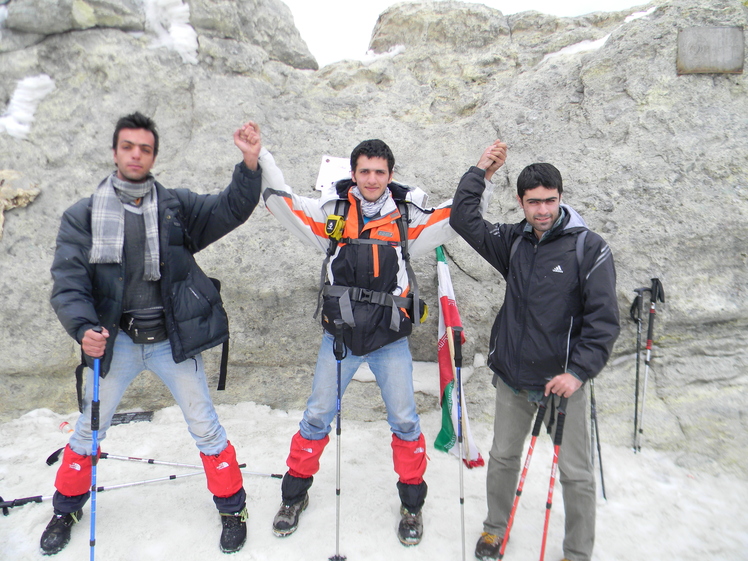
[41,113,262,555]
[449,141,619,561]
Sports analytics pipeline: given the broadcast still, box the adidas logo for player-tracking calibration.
[68,462,81,471]
[552,265,564,274]
[216,462,230,470]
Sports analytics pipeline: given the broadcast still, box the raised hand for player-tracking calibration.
[477,140,507,181]
[234,121,262,171]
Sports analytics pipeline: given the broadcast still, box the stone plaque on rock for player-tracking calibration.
[677,27,744,74]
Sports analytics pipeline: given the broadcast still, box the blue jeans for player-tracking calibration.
[69,332,228,456]
[299,332,421,441]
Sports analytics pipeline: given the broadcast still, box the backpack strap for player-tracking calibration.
[576,230,588,290]
[323,285,413,331]
[395,200,421,327]
[314,198,350,319]
[75,350,86,413]
[509,235,522,264]
[209,277,230,391]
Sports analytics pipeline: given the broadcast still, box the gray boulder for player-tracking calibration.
[0,0,746,475]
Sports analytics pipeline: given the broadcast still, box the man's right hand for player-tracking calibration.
[477,140,508,182]
[82,327,109,358]
[234,121,262,171]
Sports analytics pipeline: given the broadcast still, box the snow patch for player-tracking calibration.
[539,6,658,66]
[0,5,7,42]
[143,0,198,64]
[542,35,611,63]
[0,74,56,140]
[362,45,406,66]
[625,6,658,23]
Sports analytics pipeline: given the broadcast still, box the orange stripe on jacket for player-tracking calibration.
[274,195,328,238]
[407,206,451,239]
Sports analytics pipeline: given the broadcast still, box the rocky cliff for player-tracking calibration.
[1,0,746,475]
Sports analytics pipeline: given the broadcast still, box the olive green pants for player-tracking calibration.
[483,381,596,561]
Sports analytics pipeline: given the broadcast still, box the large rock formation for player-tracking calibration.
[0,0,746,475]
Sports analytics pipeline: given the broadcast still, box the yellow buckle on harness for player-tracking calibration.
[325,215,346,241]
[420,302,429,323]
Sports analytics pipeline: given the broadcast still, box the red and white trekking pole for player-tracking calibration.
[629,286,649,452]
[498,394,551,560]
[634,278,665,452]
[539,396,568,561]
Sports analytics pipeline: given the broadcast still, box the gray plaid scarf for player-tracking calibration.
[89,173,161,281]
[350,185,390,217]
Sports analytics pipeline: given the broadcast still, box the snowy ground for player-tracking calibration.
[1,402,746,561]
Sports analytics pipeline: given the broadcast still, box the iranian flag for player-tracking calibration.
[434,246,484,468]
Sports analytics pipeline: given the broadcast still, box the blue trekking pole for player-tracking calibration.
[329,319,347,561]
[451,326,466,561]
[89,326,103,561]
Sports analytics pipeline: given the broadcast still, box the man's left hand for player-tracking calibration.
[234,121,262,171]
[545,373,582,398]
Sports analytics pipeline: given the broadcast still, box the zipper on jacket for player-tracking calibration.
[511,240,538,388]
[564,316,574,372]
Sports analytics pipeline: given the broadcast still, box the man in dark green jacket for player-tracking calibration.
[42,113,262,556]
[450,141,619,561]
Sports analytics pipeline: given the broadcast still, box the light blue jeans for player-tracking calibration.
[299,332,421,442]
[69,332,228,456]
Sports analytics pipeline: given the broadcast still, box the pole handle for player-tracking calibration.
[650,277,665,304]
[553,397,569,446]
[90,326,103,434]
[333,319,346,361]
[531,394,551,437]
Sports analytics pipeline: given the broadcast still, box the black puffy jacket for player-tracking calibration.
[450,166,620,391]
[50,162,261,376]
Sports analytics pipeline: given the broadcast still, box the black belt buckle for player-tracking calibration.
[359,289,373,303]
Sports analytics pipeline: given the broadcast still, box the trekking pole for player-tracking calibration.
[539,396,569,561]
[97,453,283,478]
[329,319,347,561]
[634,278,665,452]
[89,327,103,561]
[1,466,253,516]
[629,286,649,452]
[1,493,54,515]
[588,381,606,500]
[47,449,283,479]
[95,470,224,491]
[451,326,466,561]
[498,394,551,560]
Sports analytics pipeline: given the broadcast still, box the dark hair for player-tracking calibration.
[112,112,159,156]
[516,163,563,199]
[350,139,395,173]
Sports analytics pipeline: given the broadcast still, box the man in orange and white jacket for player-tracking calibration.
[258,138,499,546]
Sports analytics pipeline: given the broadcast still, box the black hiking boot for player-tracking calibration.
[219,507,248,554]
[40,509,83,555]
[272,493,308,537]
[397,505,423,546]
[474,532,502,561]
